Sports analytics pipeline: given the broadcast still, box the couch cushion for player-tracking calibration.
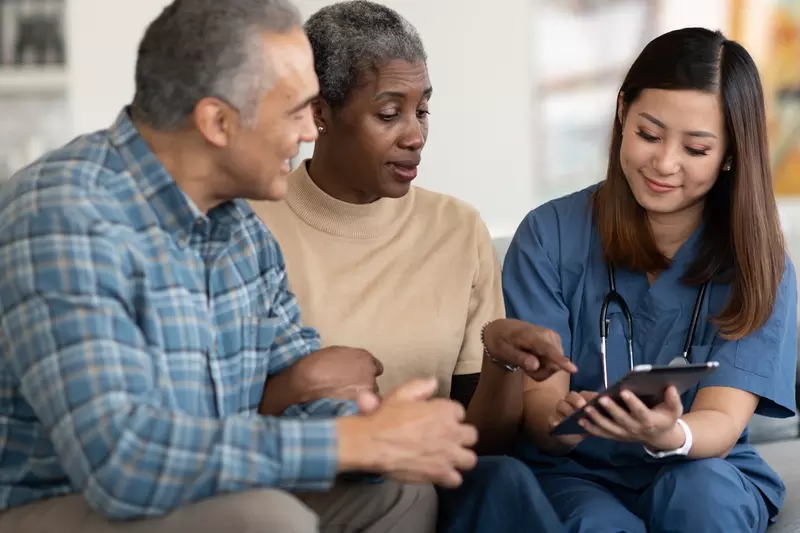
[757,440,800,532]
[749,415,799,444]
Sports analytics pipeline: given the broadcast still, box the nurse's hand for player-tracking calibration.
[483,319,577,381]
[547,391,599,450]
[579,386,684,446]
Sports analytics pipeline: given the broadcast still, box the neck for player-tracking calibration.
[647,202,704,259]
[307,148,380,205]
[133,118,220,213]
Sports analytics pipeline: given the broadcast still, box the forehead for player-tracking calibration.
[261,28,318,107]
[361,60,430,94]
[631,89,724,132]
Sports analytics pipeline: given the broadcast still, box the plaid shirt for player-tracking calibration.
[0,109,356,519]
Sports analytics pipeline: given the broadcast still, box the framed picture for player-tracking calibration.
[732,0,800,197]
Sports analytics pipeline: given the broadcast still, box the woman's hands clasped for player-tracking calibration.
[549,386,685,450]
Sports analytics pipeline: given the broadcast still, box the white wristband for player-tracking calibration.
[644,418,692,458]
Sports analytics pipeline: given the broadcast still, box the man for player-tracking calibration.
[0,1,478,531]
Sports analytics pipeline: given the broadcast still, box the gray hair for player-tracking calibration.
[304,0,427,110]
[132,0,302,130]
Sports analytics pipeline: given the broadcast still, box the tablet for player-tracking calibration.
[550,361,720,436]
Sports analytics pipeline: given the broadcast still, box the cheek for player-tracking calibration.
[354,123,393,162]
[619,136,645,178]
[682,162,720,194]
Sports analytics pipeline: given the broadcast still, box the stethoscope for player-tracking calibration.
[599,264,709,388]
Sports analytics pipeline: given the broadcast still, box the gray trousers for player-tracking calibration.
[0,480,437,533]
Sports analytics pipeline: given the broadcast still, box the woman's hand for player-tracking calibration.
[579,386,684,449]
[547,391,599,450]
[483,319,577,381]
[259,346,383,416]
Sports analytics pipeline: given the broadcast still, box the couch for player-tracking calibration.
[492,237,800,531]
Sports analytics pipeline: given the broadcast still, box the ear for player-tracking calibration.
[722,155,733,172]
[312,97,332,134]
[617,92,627,130]
[192,97,238,148]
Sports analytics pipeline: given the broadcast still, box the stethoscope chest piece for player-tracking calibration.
[668,356,689,367]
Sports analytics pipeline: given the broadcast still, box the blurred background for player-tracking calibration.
[0,0,798,245]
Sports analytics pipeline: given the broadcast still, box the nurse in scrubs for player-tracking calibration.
[499,27,798,532]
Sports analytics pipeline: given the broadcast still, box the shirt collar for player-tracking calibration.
[107,108,248,245]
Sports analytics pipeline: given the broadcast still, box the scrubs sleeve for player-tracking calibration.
[699,255,798,418]
[502,204,572,357]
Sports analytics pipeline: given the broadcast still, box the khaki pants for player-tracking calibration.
[0,480,437,533]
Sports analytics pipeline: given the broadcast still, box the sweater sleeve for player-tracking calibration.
[454,215,506,375]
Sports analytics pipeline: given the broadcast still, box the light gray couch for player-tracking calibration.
[492,237,800,531]
[759,437,800,531]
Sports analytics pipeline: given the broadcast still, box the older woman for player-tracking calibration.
[251,1,570,532]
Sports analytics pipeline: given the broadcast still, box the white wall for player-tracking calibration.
[66,0,534,238]
[65,0,171,135]
[66,0,748,239]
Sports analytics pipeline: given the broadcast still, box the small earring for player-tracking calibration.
[723,163,732,171]
[317,126,324,133]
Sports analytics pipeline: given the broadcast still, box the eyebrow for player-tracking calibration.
[374,87,433,100]
[287,93,318,115]
[638,112,717,139]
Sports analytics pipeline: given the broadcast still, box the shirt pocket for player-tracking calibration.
[732,331,779,379]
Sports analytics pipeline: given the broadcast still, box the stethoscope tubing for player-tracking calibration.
[598,264,708,388]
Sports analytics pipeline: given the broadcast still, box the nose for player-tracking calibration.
[398,116,425,151]
[651,143,680,176]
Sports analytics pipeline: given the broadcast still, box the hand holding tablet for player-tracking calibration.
[550,361,720,436]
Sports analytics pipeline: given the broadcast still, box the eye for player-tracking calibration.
[636,130,658,142]
[378,113,399,122]
[417,109,430,119]
[685,147,709,156]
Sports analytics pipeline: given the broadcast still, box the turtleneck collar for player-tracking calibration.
[283,159,415,239]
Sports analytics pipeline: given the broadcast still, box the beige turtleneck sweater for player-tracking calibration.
[250,162,504,397]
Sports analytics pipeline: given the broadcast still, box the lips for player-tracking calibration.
[640,171,678,193]
[388,159,420,169]
[386,160,419,182]
[647,177,676,188]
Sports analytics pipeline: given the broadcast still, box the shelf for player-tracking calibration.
[0,66,67,95]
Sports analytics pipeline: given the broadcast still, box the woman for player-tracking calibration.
[251,2,571,532]
[500,27,798,532]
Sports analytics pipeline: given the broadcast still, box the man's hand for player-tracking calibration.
[259,346,383,416]
[336,379,479,488]
[483,319,577,381]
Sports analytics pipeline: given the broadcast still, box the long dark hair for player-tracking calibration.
[593,27,784,339]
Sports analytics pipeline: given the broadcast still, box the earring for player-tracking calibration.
[317,126,324,133]
[723,162,732,171]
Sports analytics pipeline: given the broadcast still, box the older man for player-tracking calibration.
[0,1,478,532]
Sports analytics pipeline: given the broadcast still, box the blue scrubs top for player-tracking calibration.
[504,185,798,515]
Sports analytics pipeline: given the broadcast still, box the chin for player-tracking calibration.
[382,181,413,199]
[251,174,289,202]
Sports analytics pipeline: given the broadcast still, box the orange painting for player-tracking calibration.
[737,1,800,196]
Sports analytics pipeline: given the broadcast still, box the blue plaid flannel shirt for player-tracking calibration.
[0,109,358,519]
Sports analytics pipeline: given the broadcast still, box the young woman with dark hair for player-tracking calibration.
[495,27,797,532]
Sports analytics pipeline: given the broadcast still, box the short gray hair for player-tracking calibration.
[132,0,302,130]
[305,0,427,110]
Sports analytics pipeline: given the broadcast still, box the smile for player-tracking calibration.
[641,172,679,194]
